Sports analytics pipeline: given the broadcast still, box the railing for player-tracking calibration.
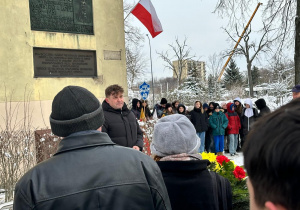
[0,201,13,210]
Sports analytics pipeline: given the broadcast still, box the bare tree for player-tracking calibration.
[126,45,147,88]
[207,52,224,78]
[157,37,195,85]
[123,0,144,46]
[207,53,224,100]
[123,0,148,86]
[214,0,299,85]
[224,23,279,97]
[0,87,36,202]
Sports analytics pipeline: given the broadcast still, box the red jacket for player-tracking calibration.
[225,103,241,134]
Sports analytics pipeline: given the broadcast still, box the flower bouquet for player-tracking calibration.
[202,152,249,210]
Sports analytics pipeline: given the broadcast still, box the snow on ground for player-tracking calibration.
[224,151,244,166]
[0,190,5,204]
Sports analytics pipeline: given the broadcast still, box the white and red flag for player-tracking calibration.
[131,0,163,38]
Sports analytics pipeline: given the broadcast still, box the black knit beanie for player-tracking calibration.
[50,86,105,137]
[160,98,167,105]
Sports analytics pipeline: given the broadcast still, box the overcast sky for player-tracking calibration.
[125,0,293,81]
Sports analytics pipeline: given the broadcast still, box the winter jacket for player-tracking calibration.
[102,100,143,150]
[225,103,241,135]
[190,108,209,133]
[14,131,171,210]
[209,111,229,136]
[141,106,152,119]
[131,108,141,119]
[131,98,141,119]
[241,99,258,136]
[255,98,271,118]
[153,104,165,118]
[157,160,232,210]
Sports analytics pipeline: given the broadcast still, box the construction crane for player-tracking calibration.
[217,3,263,82]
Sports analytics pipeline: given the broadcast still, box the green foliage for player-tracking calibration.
[180,60,207,99]
[251,66,260,86]
[223,60,243,89]
[207,74,216,99]
[202,153,249,210]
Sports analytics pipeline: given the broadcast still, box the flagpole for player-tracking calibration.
[146,34,155,107]
[124,0,141,21]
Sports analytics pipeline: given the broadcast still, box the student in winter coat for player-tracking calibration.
[205,102,215,152]
[241,98,258,146]
[225,103,241,156]
[131,98,141,119]
[233,97,244,151]
[177,104,186,115]
[190,101,209,153]
[151,114,232,210]
[203,103,209,112]
[221,102,228,114]
[172,100,180,114]
[140,99,152,120]
[153,98,167,118]
[209,105,229,155]
[221,102,229,152]
[162,103,173,117]
[255,98,271,119]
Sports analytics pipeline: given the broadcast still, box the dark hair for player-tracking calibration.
[177,104,186,114]
[105,84,124,97]
[172,100,180,108]
[243,98,300,209]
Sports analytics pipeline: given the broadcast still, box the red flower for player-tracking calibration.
[216,155,230,166]
[233,166,246,180]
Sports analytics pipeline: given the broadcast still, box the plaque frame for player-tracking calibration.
[33,47,98,78]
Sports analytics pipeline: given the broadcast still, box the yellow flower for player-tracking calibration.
[201,152,216,162]
[201,152,220,172]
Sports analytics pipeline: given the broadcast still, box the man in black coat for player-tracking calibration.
[102,84,143,151]
[13,86,171,210]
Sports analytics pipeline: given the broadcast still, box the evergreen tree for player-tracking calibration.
[182,61,201,94]
[251,65,260,86]
[207,74,215,99]
[180,60,207,100]
[223,60,243,89]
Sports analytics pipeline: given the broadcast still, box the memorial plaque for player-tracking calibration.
[29,0,94,34]
[104,50,122,60]
[33,48,97,78]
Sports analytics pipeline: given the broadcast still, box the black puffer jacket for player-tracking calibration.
[102,101,143,150]
[190,108,209,132]
[14,131,171,210]
[131,98,141,119]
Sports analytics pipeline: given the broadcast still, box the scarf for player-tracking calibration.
[160,153,202,161]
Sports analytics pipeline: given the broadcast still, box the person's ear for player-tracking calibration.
[265,201,287,210]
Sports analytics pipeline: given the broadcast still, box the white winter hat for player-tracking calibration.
[151,114,200,157]
[234,97,242,104]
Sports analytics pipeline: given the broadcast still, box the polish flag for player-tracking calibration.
[131,0,163,38]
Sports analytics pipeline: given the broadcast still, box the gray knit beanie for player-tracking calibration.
[50,86,105,137]
[151,114,200,157]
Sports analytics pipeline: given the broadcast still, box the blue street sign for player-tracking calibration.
[139,82,150,100]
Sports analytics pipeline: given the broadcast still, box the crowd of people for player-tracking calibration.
[12,84,300,210]
[131,96,272,156]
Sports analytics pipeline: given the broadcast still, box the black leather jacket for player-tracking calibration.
[102,101,144,150]
[13,131,171,210]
